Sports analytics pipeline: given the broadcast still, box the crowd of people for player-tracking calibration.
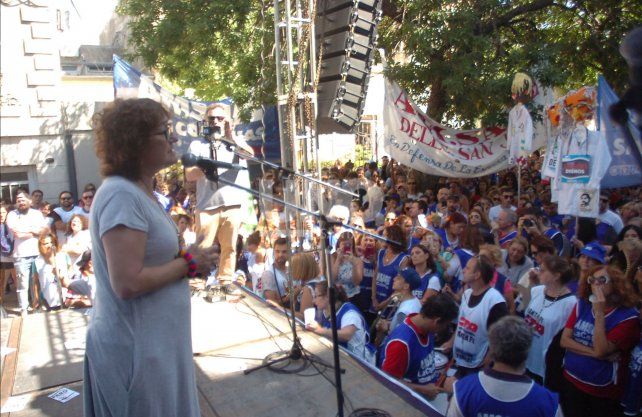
[1,98,641,417]
[235,153,642,417]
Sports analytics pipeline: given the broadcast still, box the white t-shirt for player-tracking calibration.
[187,139,250,211]
[64,229,92,267]
[389,297,422,333]
[337,306,367,359]
[35,252,71,308]
[53,206,84,224]
[260,265,289,298]
[524,286,576,378]
[6,208,47,258]
[489,205,516,223]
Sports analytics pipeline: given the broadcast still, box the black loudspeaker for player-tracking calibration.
[316,0,381,133]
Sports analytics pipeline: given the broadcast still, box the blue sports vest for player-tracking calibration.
[321,302,365,349]
[435,228,459,250]
[498,230,518,248]
[377,318,438,384]
[454,372,558,417]
[411,270,439,300]
[563,299,639,386]
[375,249,405,303]
[622,338,642,415]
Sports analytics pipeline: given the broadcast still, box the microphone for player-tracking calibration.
[181,153,247,171]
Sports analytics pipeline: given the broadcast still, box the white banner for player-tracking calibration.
[383,79,510,177]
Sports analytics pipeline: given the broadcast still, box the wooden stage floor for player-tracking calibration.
[1,288,446,417]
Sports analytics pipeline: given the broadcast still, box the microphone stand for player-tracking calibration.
[212,136,359,199]
[198,168,395,417]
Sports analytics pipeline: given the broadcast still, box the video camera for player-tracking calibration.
[197,120,221,141]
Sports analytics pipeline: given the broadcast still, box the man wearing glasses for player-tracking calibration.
[489,187,516,223]
[53,190,84,225]
[185,103,253,298]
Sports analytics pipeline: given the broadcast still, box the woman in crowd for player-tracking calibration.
[175,214,196,249]
[65,250,96,308]
[372,225,407,313]
[515,235,557,313]
[332,231,363,303]
[403,244,441,302]
[468,206,492,238]
[406,176,421,200]
[560,264,640,417]
[356,232,377,327]
[393,215,414,250]
[34,231,71,310]
[478,243,515,313]
[291,251,323,320]
[435,212,467,250]
[85,98,217,417]
[307,281,369,361]
[575,242,606,294]
[245,231,267,294]
[62,214,91,268]
[523,255,577,390]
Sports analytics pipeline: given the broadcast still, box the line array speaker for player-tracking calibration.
[315,0,382,133]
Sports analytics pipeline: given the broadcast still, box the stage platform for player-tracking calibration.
[1,288,448,417]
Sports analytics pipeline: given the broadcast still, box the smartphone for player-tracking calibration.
[363,246,375,258]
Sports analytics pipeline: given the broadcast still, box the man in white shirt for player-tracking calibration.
[53,191,84,224]
[598,193,624,233]
[489,187,516,223]
[78,189,94,219]
[185,103,253,297]
[261,238,290,306]
[6,189,48,315]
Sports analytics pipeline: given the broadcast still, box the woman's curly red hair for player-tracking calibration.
[93,98,170,180]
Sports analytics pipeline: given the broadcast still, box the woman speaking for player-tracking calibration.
[84,99,217,417]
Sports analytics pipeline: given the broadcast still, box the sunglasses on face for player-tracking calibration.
[60,196,72,200]
[503,195,514,199]
[588,275,609,285]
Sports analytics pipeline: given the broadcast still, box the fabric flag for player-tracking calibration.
[113,55,215,155]
[383,79,509,178]
[597,75,642,188]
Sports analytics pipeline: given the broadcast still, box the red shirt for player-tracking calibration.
[563,305,640,399]
[380,314,429,379]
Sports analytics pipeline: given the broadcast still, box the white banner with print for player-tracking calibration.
[383,79,509,178]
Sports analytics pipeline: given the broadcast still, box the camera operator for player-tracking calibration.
[185,103,253,298]
[518,207,568,257]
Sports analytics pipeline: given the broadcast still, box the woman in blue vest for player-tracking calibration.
[560,264,640,417]
[306,281,369,361]
[402,244,441,302]
[371,225,407,313]
[355,232,378,327]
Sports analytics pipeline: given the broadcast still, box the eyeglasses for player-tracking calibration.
[154,123,174,141]
[82,195,94,200]
[60,196,72,200]
[588,275,609,285]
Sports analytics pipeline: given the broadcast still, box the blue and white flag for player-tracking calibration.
[598,75,642,188]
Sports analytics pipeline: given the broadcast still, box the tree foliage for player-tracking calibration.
[119,0,641,125]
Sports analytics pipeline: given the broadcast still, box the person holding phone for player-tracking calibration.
[332,232,363,304]
[355,232,378,326]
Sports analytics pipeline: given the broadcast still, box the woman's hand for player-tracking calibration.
[591,285,606,314]
[305,321,321,334]
[188,235,220,274]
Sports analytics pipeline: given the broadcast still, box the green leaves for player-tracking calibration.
[118,0,639,126]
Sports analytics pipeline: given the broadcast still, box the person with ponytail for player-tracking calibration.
[523,255,578,389]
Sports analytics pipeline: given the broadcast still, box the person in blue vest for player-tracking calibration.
[446,316,563,417]
[306,281,369,361]
[378,293,458,400]
[560,264,640,417]
[371,225,407,313]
